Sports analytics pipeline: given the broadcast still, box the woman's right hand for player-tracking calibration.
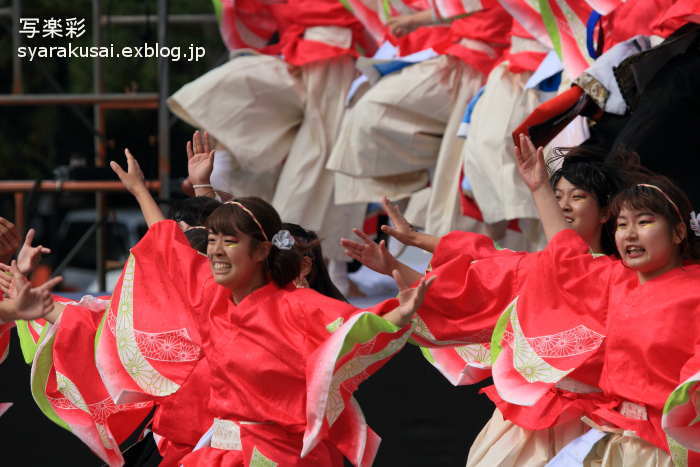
[110,149,147,196]
[187,130,215,186]
[341,228,397,276]
[379,196,417,247]
[0,260,29,299]
[16,229,51,276]
[514,133,548,193]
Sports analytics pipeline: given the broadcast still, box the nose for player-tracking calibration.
[625,224,639,240]
[558,195,572,212]
[209,237,225,256]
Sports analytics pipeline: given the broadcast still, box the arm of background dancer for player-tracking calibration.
[187,130,218,198]
[386,10,435,37]
[514,134,568,242]
[110,149,166,228]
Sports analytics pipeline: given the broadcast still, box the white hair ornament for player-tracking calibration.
[271,230,295,250]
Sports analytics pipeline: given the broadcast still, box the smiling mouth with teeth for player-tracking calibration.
[625,246,645,256]
[212,262,232,272]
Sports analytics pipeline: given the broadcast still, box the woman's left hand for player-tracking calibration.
[385,272,436,327]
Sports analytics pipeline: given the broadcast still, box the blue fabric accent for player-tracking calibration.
[463,86,486,125]
[586,11,603,59]
[373,60,416,76]
[537,71,562,92]
[461,176,473,192]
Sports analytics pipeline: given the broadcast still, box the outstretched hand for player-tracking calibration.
[341,228,397,276]
[0,260,28,299]
[16,229,51,276]
[186,130,215,186]
[12,275,62,321]
[110,149,146,195]
[379,196,416,246]
[514,133,548,192]
[0,217,20,263]
[386,272,436,327]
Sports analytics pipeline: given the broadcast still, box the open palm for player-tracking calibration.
[187,130,215,185]
[514,133,547,192]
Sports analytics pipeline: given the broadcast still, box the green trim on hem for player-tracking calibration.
[30,328,70,431]
[338,313,401,358]
[490,298,517,363]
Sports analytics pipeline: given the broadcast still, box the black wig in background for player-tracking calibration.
[168,196,222,255]
[168,196,222,227]
[281,222,348,302]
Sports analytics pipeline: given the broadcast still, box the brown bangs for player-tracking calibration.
[205,204,257,240]
[610,187,676,223]
[610,184,684,226]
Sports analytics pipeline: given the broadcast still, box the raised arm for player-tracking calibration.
[186,131,234,201]
[514,134,568,241]
[110,149,166,227]
[341,228,423,285]
[380,196,440,253]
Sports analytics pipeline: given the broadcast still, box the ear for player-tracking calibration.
[673,222,687,245]
[299,256,312,281]
[599,207,610,224]
[254,241,272,263]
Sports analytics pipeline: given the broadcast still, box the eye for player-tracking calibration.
[616,222,627,230]
[223,237,239,247]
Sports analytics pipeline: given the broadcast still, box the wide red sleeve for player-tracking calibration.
[662,330,700,461]
[95,220,210,404]
[431,230,523,269]
[31,306,152,466]
[491,229,615,407]
[297,290,412,466]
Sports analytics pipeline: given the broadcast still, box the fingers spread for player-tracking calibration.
[351,228,375,245]
[40,276,63,292]
[110,160,125,176]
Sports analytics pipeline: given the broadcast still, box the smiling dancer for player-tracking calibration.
[87,149,436,466]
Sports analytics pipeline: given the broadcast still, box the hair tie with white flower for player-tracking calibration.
[271,230,295,250]
[690,211,700,237]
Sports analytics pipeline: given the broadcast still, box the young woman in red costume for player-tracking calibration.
[354,135,699,464]
[341,134,639,465]
[95,149,434,466]
[0,197,223,467]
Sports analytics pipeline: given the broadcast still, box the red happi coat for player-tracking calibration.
[0,290,12,365]
[27,293,212,466]
[0,290,13,418]
[94,220,413,466]
[417,228,700,463]
[214,0,378,65]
